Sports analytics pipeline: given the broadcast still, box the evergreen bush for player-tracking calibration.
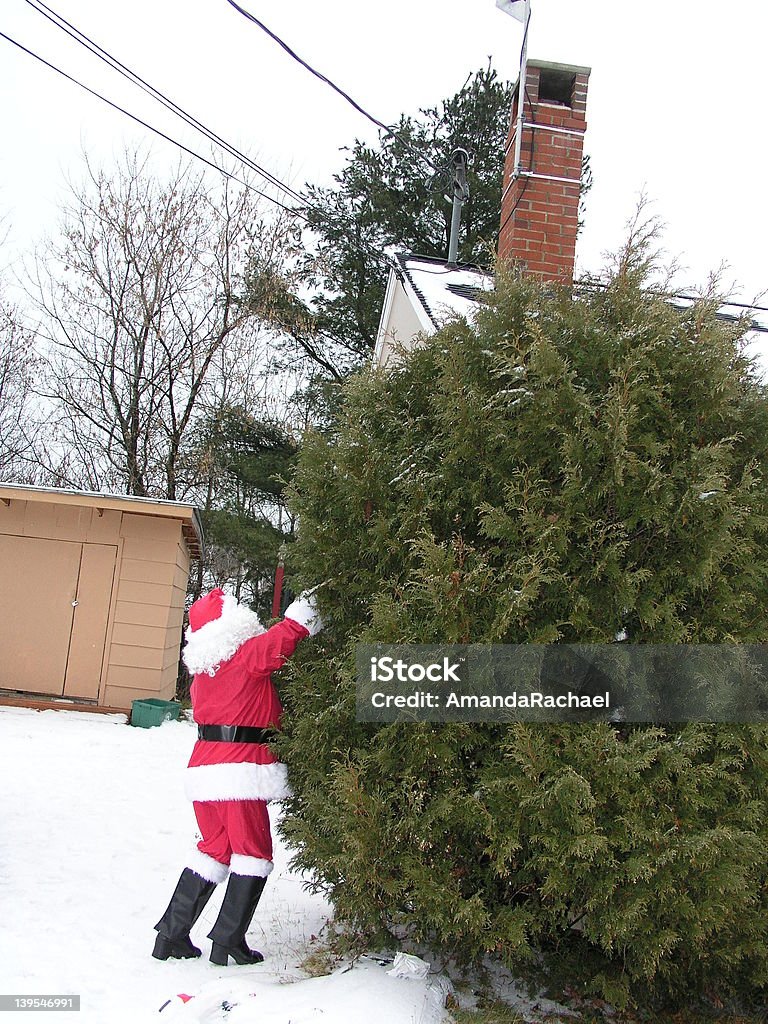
[279,234,768,1007]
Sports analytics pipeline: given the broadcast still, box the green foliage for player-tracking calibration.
[246,65,514,379]
[279,232,768,1007]
[449,1006,526,1024]
[191,406,297,615]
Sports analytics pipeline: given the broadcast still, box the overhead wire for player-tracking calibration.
[221,0,442,178]
[4,4,409,272]
[30,2,764,326]
[20,0,309,209]
[574,279,768,333]
[9,19,764,330]
[0,27,307,218]
[6,15,767,348]
[0,21,412,303]
[21,0,468,266]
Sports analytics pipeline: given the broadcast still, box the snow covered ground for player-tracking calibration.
[0,706,449,1024]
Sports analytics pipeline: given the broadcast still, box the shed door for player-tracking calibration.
[0,536,116,700]
[64,543,117,700]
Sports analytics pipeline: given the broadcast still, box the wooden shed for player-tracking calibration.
[0,483,203,713]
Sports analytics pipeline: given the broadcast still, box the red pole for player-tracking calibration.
[271,546,286,619]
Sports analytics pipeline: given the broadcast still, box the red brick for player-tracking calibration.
[498,59,589,284]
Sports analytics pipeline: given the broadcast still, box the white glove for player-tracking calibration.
[284,591,324,636]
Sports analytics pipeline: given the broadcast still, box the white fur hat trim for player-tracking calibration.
[182,593,265,677]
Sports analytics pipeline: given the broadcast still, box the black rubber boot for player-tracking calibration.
[153,867,219,960]
[207,874,267,966]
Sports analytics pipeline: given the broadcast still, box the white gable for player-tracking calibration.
[374,254,493,368]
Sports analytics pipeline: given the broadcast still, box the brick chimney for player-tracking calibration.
[498,59,591,283]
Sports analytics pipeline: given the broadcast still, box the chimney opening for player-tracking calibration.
[538,68,576,107]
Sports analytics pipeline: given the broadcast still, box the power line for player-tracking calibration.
[21,0,308,208]
[25,0,461,266]
[222,0,441,177]
[2,15,425,347]
[3,10,463,284]
[0,27,305,217]
[0,22,401,281]
[6,5,408,269]
[667,295,768,316]
[575,279,768,333]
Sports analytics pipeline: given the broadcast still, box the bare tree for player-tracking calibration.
[0,296,41,481]
[29,150,294,500]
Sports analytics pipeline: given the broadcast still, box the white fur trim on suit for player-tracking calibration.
[184,761,291,803]
[284,592,323,637]
[186,848,229,884]
[230,854,274,878]
[182,593,265,676]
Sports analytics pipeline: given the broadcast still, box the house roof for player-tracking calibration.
[0,482,204,559]
[393,253,494,331]
[376,252,768,377]
[391,251,768,342]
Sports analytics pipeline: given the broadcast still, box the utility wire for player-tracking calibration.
[667,295,768,315]
[222,0,441,176]
[2,14,443,341]
[0,23,400,284]
[8,20,763,339]
[21,0,308,208]
[0,27,305,217]
[575,278,768,331]
[8,3,406,271]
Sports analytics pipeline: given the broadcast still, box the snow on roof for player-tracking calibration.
[396,253,494,330]
[400,254,768,337]
[382,253,768,377]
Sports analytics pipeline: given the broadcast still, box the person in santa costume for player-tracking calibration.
[152,585,322,966]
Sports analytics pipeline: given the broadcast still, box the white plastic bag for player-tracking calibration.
[387,952,431,980]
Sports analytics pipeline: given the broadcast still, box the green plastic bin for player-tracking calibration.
[130,698,181,728]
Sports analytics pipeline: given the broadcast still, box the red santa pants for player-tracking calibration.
[193,799,273,872]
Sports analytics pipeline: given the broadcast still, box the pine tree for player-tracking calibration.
[278,229,768,1007]
[246,65,515,380]
[190,407,297,615]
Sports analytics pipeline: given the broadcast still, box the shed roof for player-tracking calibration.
[0,482,204,559]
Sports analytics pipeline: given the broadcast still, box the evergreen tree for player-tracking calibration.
[278,228,768,1007]
[190,407,297,616]
[246,65,515,379]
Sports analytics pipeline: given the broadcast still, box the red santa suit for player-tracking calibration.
[180,588,321,884]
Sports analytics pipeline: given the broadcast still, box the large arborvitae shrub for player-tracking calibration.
[278,236,768,1007]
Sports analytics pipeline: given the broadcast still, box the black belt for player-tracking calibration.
[197,725,277,744]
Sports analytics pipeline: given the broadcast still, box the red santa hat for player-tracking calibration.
[182,589,265,677]
[188,587,225,632]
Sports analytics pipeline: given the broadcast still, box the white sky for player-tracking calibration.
[1,0,767,313]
